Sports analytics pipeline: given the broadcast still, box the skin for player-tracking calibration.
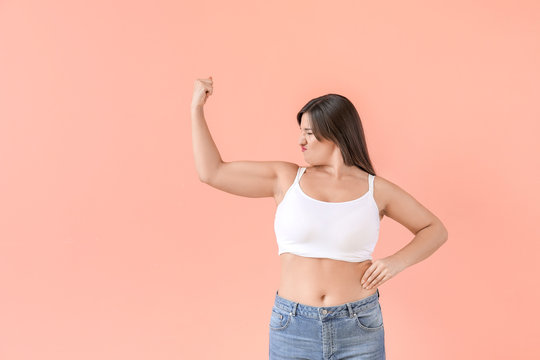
[275,112,447,306]
[275,112,381,306]
[192,77,448,307]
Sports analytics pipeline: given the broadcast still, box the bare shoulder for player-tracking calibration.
[274,161,300,172]
[372,174,394,212]
[274,161,301,186]
[372,174,416,214]
[273,162,301,203]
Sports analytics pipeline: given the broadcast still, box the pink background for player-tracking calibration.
[1,0,539,359]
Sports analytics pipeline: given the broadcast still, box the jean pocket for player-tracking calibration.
[269,305,292,331]
[354,302,384,331]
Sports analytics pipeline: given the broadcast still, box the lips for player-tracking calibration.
[301,147,307,152]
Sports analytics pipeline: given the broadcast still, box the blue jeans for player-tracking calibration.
[269,288,385,360]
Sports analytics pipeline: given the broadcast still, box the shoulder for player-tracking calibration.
[274,161,301,180]
[371,174,408,215]
[373,173,426,219]
[272,162,301,198]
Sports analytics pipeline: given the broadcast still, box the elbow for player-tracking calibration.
[439,224,449,243]
[199,162,223,184]
[431,220,448,243]
[199,171,215,184]
[199,174,210,184]
[441,230,448,243]
[440,220,448,238]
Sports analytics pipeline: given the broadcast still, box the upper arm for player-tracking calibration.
[202,160,298,199]
[377,175,448,235]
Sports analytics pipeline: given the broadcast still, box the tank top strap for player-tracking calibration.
[294,166,306,184]
[368,173,375,193]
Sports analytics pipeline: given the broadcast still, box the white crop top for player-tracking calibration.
[274,166,380,262]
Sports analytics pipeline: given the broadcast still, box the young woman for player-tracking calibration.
[191,76,448,360]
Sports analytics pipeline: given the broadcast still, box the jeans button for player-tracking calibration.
[322,309,327,314]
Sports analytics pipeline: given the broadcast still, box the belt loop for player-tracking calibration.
[346,303,355,317]
[291,302,298,316]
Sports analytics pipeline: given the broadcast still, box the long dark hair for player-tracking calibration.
[296,93,376,175]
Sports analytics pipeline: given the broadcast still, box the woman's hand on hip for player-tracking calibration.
[360,257,403,290]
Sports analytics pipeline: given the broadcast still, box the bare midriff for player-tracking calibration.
[277,252,377,307]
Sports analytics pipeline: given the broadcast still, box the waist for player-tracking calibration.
[278,253,376,306]
[274,288,380,320]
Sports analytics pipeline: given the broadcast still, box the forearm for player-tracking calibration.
[388,222,448,273]
[191,105,223,182]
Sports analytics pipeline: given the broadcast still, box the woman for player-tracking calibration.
[191,76,448,360]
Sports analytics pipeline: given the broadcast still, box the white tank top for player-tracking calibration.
[274,166,380,262]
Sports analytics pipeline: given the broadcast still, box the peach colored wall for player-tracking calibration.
[1,1,539,359]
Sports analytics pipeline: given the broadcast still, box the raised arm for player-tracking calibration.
[191,76,221,182]
[191,77,295,199]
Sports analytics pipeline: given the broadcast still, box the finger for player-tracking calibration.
[363,269,379,287]
[366,263,383,281]
[366,273,384,289]
[365,274,382,289]
[361,267,374,285]
[367,272,390,289]
[364,266,384,287]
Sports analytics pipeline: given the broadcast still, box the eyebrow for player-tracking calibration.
[299,127,312,130]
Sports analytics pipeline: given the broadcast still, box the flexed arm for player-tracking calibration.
[191,76,222,182]
[190,76,295,199]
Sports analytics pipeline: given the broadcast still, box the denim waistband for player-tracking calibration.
[274,288,380,320]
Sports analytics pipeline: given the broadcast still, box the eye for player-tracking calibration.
[307,133,313,135]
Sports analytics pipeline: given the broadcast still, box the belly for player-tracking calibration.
[278,253,377,307]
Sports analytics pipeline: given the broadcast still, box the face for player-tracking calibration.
[298,112,336,165]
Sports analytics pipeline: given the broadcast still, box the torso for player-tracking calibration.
[278,254,376,306]
[274,164,385,307]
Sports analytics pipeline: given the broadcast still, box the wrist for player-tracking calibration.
[191,104,204,112]
[388,254,408,273]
